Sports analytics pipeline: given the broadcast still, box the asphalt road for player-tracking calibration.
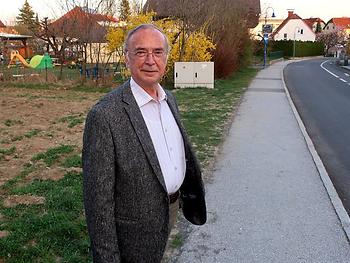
[284,58,350,215]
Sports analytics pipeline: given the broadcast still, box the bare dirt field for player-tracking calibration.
[0,85,102,190]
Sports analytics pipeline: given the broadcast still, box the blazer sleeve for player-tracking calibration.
[82,107,121,263]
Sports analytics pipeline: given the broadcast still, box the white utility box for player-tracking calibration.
[174,62,214,89]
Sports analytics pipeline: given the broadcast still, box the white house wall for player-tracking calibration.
[324,22,337,32]
[86,43,119,64]
[274,19,316,41]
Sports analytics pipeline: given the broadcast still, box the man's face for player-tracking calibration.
[125,28,167,90]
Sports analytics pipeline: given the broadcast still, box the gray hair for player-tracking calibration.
[123,24,170,53]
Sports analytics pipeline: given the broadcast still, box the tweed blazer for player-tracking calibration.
[83,80,206,263]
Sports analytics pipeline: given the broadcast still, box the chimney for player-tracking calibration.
[287,9,294,17]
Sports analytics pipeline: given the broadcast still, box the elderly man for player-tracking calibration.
[83,24,206,262]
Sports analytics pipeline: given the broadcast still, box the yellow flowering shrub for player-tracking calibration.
[107,12,215,81]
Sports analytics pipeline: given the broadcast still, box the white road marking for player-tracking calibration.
[320,60,349,84]
[320,60,340,78]
[345,73,350,77]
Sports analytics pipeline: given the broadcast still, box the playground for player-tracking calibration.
[1,53,120,84]
[0,33,119,83]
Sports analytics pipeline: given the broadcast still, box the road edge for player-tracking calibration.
[281,60,350,243]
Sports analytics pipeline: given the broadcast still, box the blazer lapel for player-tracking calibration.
[121,82,167,192]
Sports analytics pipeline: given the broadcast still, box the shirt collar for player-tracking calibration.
[130,77,167,108]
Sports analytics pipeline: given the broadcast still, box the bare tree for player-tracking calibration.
[316,30,347,55]
[35,0,118,83]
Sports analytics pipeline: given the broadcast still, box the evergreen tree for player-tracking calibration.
[119,0,131,21]
[16,0,38,31]
[315,21,322,33]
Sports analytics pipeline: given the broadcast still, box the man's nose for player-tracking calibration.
[144,52,156,64]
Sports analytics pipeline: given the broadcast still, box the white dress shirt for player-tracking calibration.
[130,78,186,194]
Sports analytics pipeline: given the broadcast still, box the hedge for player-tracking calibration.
[270,40,325,57]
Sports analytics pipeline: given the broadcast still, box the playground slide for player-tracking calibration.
[8,50,31,68]
[8,50,53,69]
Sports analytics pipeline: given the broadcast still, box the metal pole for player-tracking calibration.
[263,13,267,67]
[293,34,296,58]
[293,27,299,58]
[263,40,267,67]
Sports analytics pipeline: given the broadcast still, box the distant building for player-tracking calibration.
[0,19,18,34]
[323,17,350,39]
[48,6,119,63]
[0,19,33,59]
[250,17,284,40]
[271,10,316,42]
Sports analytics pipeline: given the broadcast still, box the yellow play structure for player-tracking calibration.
[8,50,53,69]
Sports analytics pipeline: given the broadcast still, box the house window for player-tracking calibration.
[327,26,329,29]
[300,29,304,34]
[284,33,287,40]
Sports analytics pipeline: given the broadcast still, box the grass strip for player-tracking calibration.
[31,145,75,167]
[59,115,85,128]
[0,171,90,263]
[174,67,258,167]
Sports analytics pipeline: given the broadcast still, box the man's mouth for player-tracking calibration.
[141,69,158,73]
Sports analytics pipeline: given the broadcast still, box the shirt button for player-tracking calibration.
[174,166,178,171]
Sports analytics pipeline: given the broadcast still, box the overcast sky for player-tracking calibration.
[0,0,349,24]
[262,0,349,22]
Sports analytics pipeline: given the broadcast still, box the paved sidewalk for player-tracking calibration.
[174,61,350,263]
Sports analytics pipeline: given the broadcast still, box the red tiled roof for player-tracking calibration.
[304,17,325,27]
[48,6,118,42]
[331,17,350,29]
[0,27,18,34]
[0,20,5,27]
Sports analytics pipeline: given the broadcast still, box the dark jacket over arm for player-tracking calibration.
[83,108,121,262]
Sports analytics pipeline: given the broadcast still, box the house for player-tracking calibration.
[271,10,316,42]
[304,18,326,33]
[47,6,119,64]
[144,0,261,28]
[250,17,284,40]
[323,17,350,39]
[0,19,18,34]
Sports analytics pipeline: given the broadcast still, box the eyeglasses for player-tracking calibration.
[128,49,166,58]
